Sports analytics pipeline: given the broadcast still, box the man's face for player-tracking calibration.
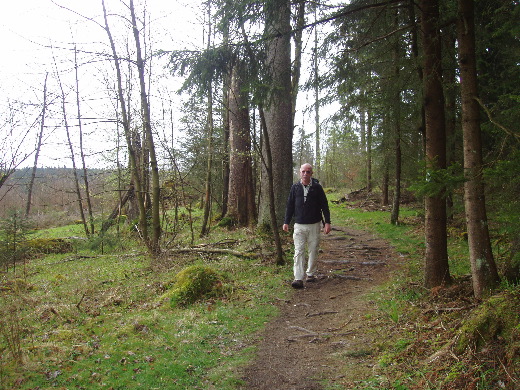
[300,166,312,182]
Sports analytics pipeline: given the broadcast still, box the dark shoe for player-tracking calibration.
[291,280,304,289]
[306,275,317,282]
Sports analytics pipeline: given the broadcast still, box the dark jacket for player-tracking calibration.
[283,178,331,225]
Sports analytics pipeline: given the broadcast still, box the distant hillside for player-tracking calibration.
[0,167,125,222]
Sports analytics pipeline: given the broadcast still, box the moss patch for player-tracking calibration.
[455,290,520,357]
[23,238,73,255]
[166,265,229,308]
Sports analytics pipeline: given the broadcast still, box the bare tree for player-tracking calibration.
[129,0,161,253]
[54,54,89,237]
[74,47,95,235]
[200,0,215,237]
[102,0,148,246]
[26,73,49,217]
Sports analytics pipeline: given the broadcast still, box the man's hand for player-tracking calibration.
[324,223,331,234]
[282,223,289,232]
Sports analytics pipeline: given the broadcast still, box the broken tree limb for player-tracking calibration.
[166,247,260,259]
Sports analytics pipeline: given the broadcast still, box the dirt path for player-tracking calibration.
[241,225,403,389]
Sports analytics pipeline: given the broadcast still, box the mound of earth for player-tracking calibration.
[241,225,404,389]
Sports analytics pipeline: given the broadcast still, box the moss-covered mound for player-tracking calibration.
[168,265,228,308]
[455,289,520,360]
[23,238,73,255]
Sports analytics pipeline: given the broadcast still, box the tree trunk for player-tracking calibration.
[102,0,148,245]
[421,0,452,288]
[130,0,162,253]
[366,110,373,192]
[227,60,256,226]
[390,8,402,226]
[54,55,89,237]
[457,0,500,298]
[74,47,95,235]
[444,30,457,221]
[26,73,48,217]
[259,107,285,266]
[200,2,214,237]
[313,6,321,178]
[258,0,293,229]
[221,17,231,220]
[291,0,305,126]
[408,0,426,158]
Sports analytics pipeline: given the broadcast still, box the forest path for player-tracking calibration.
[240,225,404,389]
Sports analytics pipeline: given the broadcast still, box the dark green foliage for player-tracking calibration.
[409,161,465,199]
[166,46,234,94]
[169,265,228,308]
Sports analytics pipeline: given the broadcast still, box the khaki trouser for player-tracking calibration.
[292,222,321,281]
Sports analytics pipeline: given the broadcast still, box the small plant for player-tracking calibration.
[0,210,31,275]
[379,298,401,323]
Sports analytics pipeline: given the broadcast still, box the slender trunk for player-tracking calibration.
[259,107,285,266]
[313,6,321,178]
[53,52,88,237]
[444,31,457,221]
[221,17,230,219]
[408,0,426,158]
[366,110,373,192]
[26,73,48,217]
[102,0,148,244]
[200,2,214,237]
[130,0,161,253]
[457,0,500,298]
[382,163,389,206]
[74,47,95,235]
[390,9,402,225]
[291,0,305,125]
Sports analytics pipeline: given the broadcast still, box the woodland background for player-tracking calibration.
[2,0,519,292]
[0,0,519,388]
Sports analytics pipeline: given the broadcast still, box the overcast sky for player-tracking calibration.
[1,0,206,169]
[2,0,337,170]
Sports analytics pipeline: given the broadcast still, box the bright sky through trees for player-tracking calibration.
[1,0,203,168]
[1,0,337,169]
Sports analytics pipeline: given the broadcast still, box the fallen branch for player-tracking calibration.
[422,304,476,314]
[167,247,260,259]
[306,310,339,318]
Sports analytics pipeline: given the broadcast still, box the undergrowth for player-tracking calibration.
[329,190,519,390]
[0,191,518,389]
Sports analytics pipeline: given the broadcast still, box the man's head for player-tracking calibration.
[299,163,313,185]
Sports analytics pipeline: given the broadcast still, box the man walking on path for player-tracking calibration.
[283,163,331,289]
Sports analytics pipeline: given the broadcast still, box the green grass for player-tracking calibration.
[0,218,292,389]
[2,193,517,389]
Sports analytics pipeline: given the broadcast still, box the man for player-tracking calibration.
[283,163,331,289]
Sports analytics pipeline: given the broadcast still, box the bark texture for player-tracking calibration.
[227,60,256,226]
[421,0,452,288]
[258,0,293,228]
[457,0,500,297]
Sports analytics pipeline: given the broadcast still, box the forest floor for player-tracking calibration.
[240,224,404,390]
